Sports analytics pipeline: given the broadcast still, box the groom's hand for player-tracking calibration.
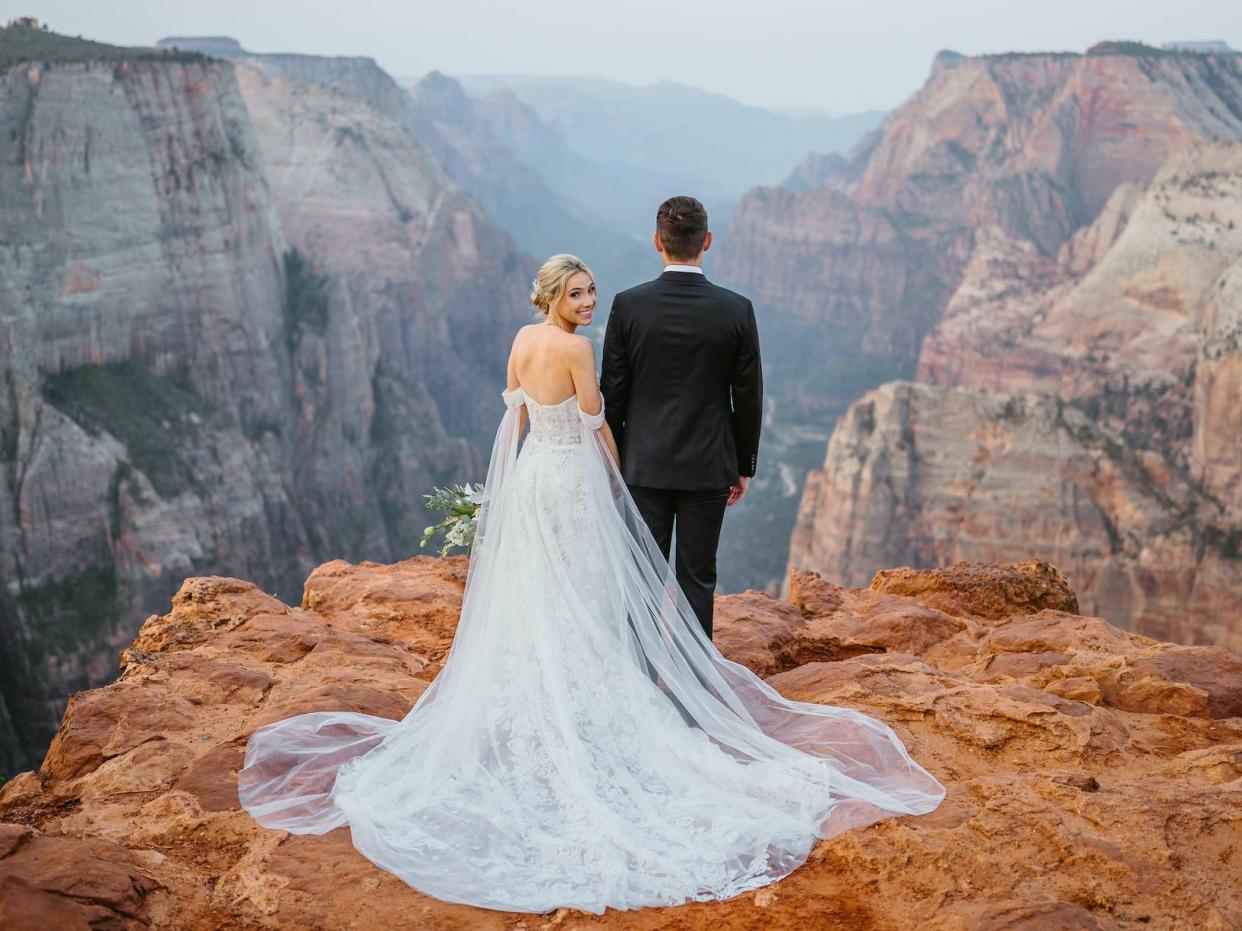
[727,476,750,507]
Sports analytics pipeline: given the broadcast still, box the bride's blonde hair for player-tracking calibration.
[530,254,593,316]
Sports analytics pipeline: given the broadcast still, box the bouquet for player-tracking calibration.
[419,482,485,556]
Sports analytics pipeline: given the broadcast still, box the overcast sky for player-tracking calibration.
[7,1,1242,112]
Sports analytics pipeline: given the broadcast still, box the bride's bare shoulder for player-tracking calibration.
[509,323,541,351]
[545,328,591,349]
[511,325,591,366]
[564,332,594,357]
[513,323,543,340]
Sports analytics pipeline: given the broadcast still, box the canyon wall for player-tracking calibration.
[723,47,1242,416]
[716,45,1242,608]
[0,53,296,774]
[160,37,653,325]
[0,32,528,773]
[788,133,1242,650]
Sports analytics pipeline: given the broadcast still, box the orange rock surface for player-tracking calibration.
[2,556,1239,929]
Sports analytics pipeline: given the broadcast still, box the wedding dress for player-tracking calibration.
[238,386,945,914]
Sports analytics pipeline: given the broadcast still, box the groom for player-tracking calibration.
[601,195,762,640]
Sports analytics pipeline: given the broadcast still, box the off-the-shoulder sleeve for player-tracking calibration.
[578,399,605,430]
[502,386,525,410]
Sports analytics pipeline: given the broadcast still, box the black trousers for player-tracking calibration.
[627,484,731,640]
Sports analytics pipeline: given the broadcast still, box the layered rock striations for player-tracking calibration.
[723,48,1242,417]
[0,557,1238,928]
[161,36,652,323]
[229,59,527,506]
[791,380,1242,653]
[0,28,528,773]
[0,48,297,776]
[720,47,1242,587]
[792,142,1242,650]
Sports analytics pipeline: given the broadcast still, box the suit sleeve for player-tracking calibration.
[730,301,763,477]
[600,294,629,450]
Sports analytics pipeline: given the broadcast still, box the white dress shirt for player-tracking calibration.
[663,264,704,274]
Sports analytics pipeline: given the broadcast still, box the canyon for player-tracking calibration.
[5,23,1242,786]
[715,45,1242,637]
[1,26,1240,926]
[788,124,1242,653]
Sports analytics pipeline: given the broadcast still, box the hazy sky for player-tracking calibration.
[7,1,1242,112]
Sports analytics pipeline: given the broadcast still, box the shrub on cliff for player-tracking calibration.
[0,22,208,68]
[282,248,331,353]
[40,362,210,499]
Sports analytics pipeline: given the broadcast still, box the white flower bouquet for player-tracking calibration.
[419,482,486,556]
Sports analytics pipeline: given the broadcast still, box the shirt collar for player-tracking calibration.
[662,264,704,274]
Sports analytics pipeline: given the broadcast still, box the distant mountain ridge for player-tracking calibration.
[450,73,884,209]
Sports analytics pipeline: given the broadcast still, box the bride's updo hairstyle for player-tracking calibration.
[530,253,593,317]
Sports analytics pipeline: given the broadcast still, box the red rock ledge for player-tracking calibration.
[1,557,1239,929]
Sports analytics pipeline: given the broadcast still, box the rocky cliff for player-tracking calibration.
[724,47,1242,414]
[725,43,1242,623]
[791,381,1242,654]
[228,58,527,485]
[791,142,1242,651]
[0,27,528,774]
[719,44,1242,601]
[0,557,1238,928]
[0,46,296,776]
[162,36,653,326]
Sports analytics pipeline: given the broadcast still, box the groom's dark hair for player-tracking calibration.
[656,196,709,261]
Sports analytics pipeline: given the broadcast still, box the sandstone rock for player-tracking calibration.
[0,823,32,858]
[6,557,1237,928]
[0,830,159,930]
[1043,676,1103,706]
[788,376,1242,654]
[869,561,1080,619]
[299,555,467,662]
[0,51,300,777]
[1124,646,1242,718]
[797,143,1242,653]
[712,591,885,677]
[1193,242,1242,524]
[0,33,530,773]
[717,48,1242,600]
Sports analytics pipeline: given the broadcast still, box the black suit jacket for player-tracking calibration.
[600,270,762,490]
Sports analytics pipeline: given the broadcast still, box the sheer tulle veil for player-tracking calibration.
[237,388,946,912]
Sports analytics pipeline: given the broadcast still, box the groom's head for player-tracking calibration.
[655,195,712,265]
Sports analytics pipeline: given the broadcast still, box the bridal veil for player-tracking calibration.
[238,387,945,913]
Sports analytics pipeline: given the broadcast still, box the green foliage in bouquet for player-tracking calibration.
[420,483,485,556]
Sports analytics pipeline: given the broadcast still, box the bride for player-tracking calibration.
[238,254,945,914]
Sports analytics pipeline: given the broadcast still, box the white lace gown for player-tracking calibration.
[238,387,946,914]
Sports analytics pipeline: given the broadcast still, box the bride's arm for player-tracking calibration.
[599,420,620,468]
[506,340,527,436]
[568,337,619,466]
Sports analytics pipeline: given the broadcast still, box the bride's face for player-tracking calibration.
[551,271,596,329]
